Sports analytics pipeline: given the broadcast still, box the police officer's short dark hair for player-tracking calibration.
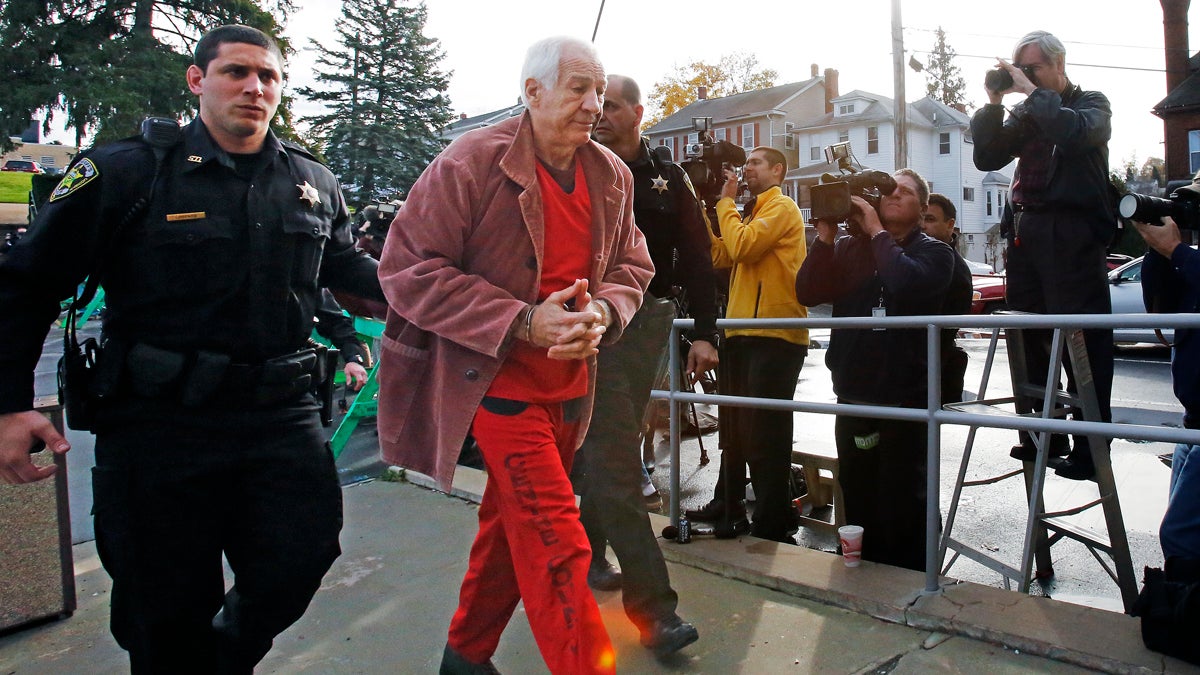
[608,75,642,106]
[928,193,956,220]
[194,25,283,74]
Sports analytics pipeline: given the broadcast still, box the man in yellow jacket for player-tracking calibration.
[686,146,808,544]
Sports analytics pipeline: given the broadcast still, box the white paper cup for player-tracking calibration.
[838,525,864,568]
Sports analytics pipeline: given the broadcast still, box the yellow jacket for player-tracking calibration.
[710,186,808,345]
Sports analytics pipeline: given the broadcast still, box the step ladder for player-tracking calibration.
[939,316,1138,612]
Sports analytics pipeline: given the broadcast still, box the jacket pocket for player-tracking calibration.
[283,211,332,285]
[376,330,430,444]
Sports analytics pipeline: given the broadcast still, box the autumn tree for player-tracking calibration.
[299,0,452,208]
[0,0,294,150]
[644,52,777,128]
[922,27,969,111]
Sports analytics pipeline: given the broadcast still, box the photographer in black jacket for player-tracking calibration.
[796,168,954,571]
[972,29,1115,480]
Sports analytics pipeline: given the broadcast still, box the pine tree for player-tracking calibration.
[0,0,293,150]
[923,27,969,111]
[298,0,452,208]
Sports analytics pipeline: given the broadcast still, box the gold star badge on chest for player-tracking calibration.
[297,181,322,208]
[650,174,669,194]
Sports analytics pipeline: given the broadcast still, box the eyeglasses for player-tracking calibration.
[1015,63,1044,77]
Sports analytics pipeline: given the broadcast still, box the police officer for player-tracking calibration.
[0,25,383,672]
[576,73,717,657]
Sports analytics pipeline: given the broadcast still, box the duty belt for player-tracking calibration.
[124,343,328,408]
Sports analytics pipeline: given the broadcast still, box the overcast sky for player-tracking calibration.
[38,0,1190,171]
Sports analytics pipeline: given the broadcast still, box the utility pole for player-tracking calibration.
[892,0,907,170]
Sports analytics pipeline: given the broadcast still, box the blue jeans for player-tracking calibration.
[1161,442,1200,560]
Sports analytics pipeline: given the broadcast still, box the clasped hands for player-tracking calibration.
[526,279,609,360]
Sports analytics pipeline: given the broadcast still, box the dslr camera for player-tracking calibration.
[358,201,400,240]
[985,67,1014,93]
[680,116,747,208]
[809,142,897,236]
[1119,181,1200,230]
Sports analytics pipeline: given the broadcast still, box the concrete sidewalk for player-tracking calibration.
[1,467,1192,674]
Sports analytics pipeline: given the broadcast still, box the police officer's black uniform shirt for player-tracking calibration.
[626,138,719,341]
[0,119,383,413]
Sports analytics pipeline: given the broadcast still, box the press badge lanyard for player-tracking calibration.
[871,276,886,330]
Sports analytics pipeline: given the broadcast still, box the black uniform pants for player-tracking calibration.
[835,413,930,572]
[91,395,342,674]
[1005,210,1114,453]
[713,336,807,542]
[572,298,679,629]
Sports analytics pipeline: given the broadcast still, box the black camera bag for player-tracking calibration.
[1132,562,1200,665]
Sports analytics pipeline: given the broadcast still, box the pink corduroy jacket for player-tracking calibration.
[375,112,654,490]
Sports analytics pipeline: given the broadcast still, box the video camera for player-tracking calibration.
[357,201,400,240]
[809,142,897,236]
[1119,182,1200,231]
[680,116,747,208]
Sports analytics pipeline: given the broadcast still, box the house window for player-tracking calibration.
[963,187,975,202]
[40,156,55,166]
[867,126,879,154]
[784,134,794,149]
[741,123,754,150]
[810,146,821,161]
[687,132,699,146]
[662,137,674,159]
[986,190,993,216]
[1190,130,1200,174]
[838,103,855,115]
[714,128,727,142]
[838,129,849,144]
[939,132,951,154]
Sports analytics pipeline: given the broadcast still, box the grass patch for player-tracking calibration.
[0,173,32,203]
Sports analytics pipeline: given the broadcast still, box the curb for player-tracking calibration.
[403,465,1183,675]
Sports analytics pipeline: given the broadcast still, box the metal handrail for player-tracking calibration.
[653,312,1200,597]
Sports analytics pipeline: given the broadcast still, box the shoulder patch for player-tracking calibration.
[48,158,99,203]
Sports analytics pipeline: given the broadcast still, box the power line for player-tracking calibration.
[910,49,1167,74]
[905,24,1177,52]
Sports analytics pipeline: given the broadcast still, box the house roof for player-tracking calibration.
[981,171,1012,185]
[1155,62,1200,115]
[644,77,823,135]
[795,92,969,131]
[442,101,525,135]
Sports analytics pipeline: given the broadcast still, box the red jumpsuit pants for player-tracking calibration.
[447,397,615,674]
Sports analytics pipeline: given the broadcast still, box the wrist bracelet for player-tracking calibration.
[524,304,537,343]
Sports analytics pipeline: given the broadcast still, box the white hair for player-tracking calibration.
[520,36,600,105]
[1013,30,1066,66]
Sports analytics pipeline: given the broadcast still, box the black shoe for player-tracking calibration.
[587,558,623,591]
[440,644,501,675]
[1054,453,1096,481]
[1010,436,1071,462]
[685,498,745,522]
[640,615,699,658]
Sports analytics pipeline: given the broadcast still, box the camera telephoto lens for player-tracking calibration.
[985,68,1013,93]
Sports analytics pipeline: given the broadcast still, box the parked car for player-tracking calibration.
[1109,256,1174,345]
[1,159,44,173]
[970,273,1007,314]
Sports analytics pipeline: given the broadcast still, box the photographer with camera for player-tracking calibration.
[685,146,808,545]
[1131,214,1200,663]
[795,168,954,571]
[972,30,1115,481]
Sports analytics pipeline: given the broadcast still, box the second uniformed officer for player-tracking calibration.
[576,73,719,657]
[0,25,384,671]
